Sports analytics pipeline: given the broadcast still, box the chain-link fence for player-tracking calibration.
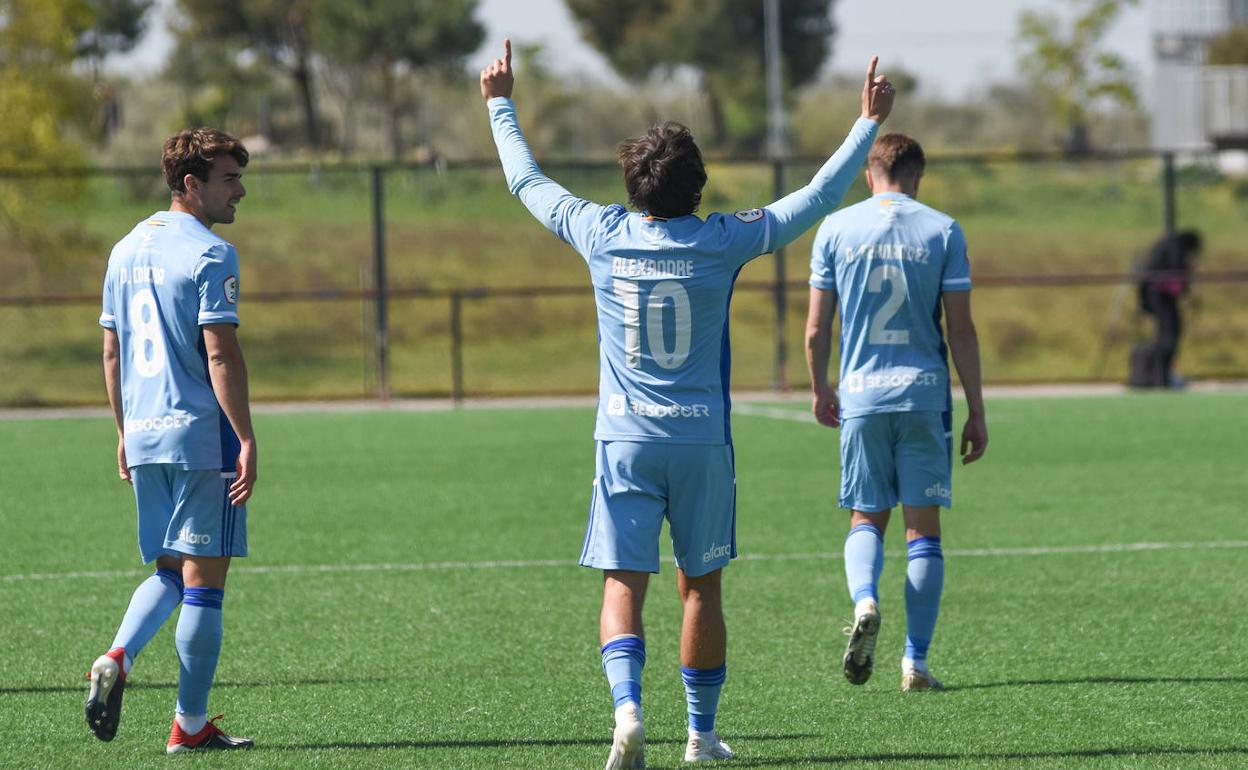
[1,150,1245,405]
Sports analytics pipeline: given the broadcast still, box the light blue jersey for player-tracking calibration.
[489,97,879,443]
[810,192,971,419]
[100,211,241,471]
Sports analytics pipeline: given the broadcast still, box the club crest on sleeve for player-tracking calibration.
[223,275,238,304]
[734,208,764,224]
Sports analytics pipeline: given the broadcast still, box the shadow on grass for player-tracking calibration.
[731,746,1248,767]
[946,675,1248,691]
[0,676,395,696]
[259,733,816,752]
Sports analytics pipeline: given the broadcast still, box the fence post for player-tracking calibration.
[771,159,788,391]
[450,292,464,404]
[1162,151,1176,236]
[370,166,390,400]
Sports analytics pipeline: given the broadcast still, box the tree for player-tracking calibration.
[76,0,153,78]
[1017,0,1140,154]
[1207,26,1248,66]
[565,0,835,151]
[0,0,96,270]
[174,0,323,147]
[312,0,484,159]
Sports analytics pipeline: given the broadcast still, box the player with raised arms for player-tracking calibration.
[88,128,257,753]
[481,39,894,767]
[805,132,988,692]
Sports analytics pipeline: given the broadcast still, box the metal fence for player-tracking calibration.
[1,149,1245,404]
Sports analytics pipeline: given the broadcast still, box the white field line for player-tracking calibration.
[4,540,1247,584]
[732,403,815,423]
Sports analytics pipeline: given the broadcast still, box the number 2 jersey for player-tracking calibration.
[99,211,242,470]
[488,97,879,444]
[809,192,972,419]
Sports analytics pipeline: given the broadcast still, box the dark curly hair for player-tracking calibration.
[618,123,707,218]
[161,128,249,196]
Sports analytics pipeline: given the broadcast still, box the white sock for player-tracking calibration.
[176,712,207,735]
[855,598,877,616]
[902,657,928,675]
[122,652,133,676]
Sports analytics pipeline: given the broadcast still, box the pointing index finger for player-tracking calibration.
[504,38,512,69]
[865,55,878,89]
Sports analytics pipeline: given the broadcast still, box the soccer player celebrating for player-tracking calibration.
[805,133,987,691]
[88,128,257,753]
[481,39,894,767]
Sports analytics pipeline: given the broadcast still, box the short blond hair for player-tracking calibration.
[868,133,925,183]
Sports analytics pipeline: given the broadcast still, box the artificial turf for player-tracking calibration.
[1,391,1245,768]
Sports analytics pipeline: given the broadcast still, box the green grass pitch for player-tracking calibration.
[1,391,1246,768]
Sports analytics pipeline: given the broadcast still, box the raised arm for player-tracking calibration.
[481,39,603,252]
[766,57,895,251]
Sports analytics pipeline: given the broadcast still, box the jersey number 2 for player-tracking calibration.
[867,265,910,345]
[613,279,691,370]
[129,288,168,377]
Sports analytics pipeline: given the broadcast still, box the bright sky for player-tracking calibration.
[109,0,1155,101]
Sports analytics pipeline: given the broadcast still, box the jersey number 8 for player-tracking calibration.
[613,279,692,370]
[129,288,168,377]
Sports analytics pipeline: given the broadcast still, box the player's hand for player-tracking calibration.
[860,55,895,124]
[116,437,131,484]
[230,438,257,505]
[480,38,514,100]
[812,383,841,428]
[960,412,987,464]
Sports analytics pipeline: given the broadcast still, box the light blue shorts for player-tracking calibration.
[580,441,736,577]
[839,411,952,512]
[131,465,248,564]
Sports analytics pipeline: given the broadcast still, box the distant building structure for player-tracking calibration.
[1151,0,1248,163]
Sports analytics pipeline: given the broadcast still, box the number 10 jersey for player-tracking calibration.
[100,211,241,470]
[585,208,774,444]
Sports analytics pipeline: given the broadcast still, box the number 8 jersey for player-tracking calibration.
[100,211,242,470]
[809,192,972,419]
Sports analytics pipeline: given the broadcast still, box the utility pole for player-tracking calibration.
[764,0,789,390]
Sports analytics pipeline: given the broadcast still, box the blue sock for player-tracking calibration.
[175,587,224,720]
[601,635,645,709]
[844,523,884,604]
[681,664,726,733]
[111,568,184,669]
[904,537,944,664]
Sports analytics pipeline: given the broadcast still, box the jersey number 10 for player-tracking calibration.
[612,279,692,370]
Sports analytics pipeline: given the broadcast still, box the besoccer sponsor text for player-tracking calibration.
[607,394,710,418]
[843,371,939,394]
[125,413,194,433]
